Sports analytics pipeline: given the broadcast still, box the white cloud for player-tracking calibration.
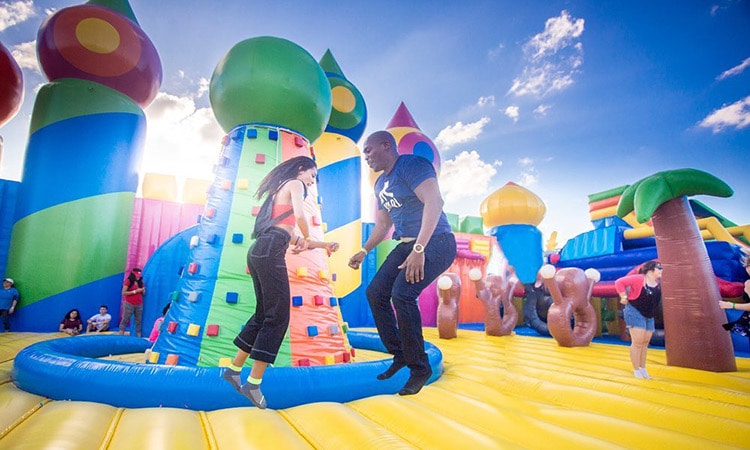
[510,63,577,97]
[504,105,520,123]
[11,41,39,72]
[146,92,198,122]
[141,91,224,185]
[434,117,490,150]
[163,71,211,101]
[716,57,750,80]
[549,73,575,91]
[0,0,35,31]
[534,104,551,116]
[439,150,500,203]
[518,170,538,186]
[698,95,750,133]
[488,43,505,60]
[527,10,585,60]
[570,45,584,67]
[197,77,210,98]
[509,67,547,97]
[517,157,541,187]
[710,3,736,16]
[509,10,585,97]
[477,95,495,108]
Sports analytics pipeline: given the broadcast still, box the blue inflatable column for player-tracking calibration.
[488,224,543,284]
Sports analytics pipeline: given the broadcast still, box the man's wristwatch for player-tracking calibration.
[413,243,425,254]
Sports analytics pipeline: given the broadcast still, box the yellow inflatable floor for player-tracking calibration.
[1,329,749,449]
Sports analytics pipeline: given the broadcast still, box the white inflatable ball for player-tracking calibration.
[584,268,601,282]
[437,276,453,290]
[468,268,483,281]
[540,264,556,279]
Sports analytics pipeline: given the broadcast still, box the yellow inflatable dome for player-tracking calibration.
[480,182,546,226]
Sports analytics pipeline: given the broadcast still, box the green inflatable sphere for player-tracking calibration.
[210,36,332,141]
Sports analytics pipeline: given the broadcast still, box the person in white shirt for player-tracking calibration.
[87,305,111,332]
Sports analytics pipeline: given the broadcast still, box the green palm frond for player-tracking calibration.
[616,168,733,223]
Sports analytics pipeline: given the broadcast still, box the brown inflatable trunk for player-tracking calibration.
[652,196,736,372]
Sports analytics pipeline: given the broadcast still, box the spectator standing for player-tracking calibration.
[119,268,146,337]
[0,278,19,332]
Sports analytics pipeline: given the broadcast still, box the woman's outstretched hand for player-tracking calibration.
[291,237,310,253]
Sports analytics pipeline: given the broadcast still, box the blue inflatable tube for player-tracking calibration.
[12,331,442,411]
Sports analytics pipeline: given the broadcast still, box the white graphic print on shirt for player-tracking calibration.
[378,180,402,212]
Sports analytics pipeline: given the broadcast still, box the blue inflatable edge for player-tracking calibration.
[11,330,443,411]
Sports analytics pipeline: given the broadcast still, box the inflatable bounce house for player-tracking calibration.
[553,180,749,355]
[1,1,749,447]
[6,17,447,408]
[2,0,159,334]
[3,4,448,409]
[556,184,747,297]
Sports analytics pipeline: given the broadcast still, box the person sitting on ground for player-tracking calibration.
[59,308,83,335]
[87,305,111,332]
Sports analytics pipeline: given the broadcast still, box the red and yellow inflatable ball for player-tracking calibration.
[36,4,161,107]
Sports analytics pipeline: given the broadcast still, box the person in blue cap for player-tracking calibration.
[0,278,19,332]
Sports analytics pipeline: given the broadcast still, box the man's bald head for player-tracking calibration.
[363,130,399,173]
[365,130,397,153]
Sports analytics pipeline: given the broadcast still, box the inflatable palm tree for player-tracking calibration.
[617,168,736,372]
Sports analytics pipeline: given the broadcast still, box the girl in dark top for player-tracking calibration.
[60,308,83,335]
[719,256,750,341]
[221,156,338,409]
[615,260,663,379]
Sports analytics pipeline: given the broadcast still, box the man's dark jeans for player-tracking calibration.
[366,232,457,373]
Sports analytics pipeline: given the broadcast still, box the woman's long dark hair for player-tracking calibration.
[255,156,317,200]
[127,268,144,289]
[64,309,81,321]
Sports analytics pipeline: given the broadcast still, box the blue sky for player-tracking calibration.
[1,0,748,246]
